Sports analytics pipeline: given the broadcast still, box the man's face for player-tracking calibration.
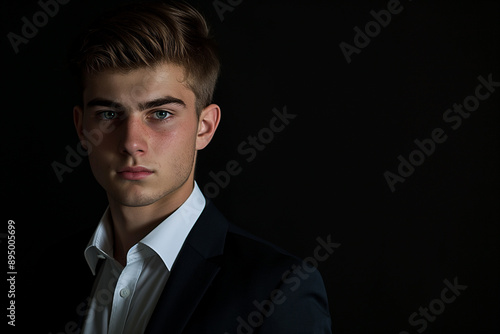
[74,63,215,208]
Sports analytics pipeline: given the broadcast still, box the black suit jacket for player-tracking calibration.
[32,201,332,333]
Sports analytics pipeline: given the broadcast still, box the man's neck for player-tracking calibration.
[108,182,195,267]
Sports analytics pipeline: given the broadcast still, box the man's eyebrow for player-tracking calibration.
[86,98,125,110]
[85,96,186,110]
[138,96,186,110]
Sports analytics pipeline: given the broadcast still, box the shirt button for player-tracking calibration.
[120,288,130,298]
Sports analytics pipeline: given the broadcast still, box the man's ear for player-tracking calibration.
[196,104,221,150]
[73,105,87,150]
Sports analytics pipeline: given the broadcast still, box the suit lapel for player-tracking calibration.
[76,258,106,330]
[145,201,228,334]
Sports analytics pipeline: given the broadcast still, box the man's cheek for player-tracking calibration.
[86,140,109,159]
[87,144,114,176]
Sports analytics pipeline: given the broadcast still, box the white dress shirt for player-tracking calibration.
[82,182,206,334]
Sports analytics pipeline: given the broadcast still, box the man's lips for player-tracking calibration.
[117,166,154,180]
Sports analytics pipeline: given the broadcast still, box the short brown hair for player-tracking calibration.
[69,1,220,112]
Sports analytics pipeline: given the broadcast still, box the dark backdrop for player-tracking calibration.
[2,0,499,333]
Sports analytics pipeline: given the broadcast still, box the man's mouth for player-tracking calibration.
[117,166,154,180]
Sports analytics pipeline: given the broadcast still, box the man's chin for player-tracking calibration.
[103,174,193,208]
[107,188,164,208]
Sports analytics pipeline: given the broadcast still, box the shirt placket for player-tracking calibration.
[107,245,145,334]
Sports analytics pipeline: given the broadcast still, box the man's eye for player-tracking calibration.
[98,111,118,120]
[152,110,172,120]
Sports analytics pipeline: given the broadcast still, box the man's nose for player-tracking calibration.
[119,114,148,157]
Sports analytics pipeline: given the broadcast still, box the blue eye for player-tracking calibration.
[152,110,171,120]
[98,111,118,120]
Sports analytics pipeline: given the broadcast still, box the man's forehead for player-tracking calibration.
[82,64,193,107]
[84,64,185,89]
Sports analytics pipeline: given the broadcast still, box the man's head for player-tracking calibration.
[71,1,221,209]
[70,1,220,113]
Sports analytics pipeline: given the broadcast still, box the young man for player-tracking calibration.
[38,1,332,333]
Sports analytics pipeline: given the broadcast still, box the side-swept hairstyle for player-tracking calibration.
[69,1,220,113]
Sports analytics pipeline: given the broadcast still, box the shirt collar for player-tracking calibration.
[84,208,114,275]
[140,182,205,270]
[84,181,206,274]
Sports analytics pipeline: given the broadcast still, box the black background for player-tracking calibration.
[2,0,499,333]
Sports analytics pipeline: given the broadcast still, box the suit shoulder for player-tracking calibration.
[224,222,302,269]
[199,201,301,267]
